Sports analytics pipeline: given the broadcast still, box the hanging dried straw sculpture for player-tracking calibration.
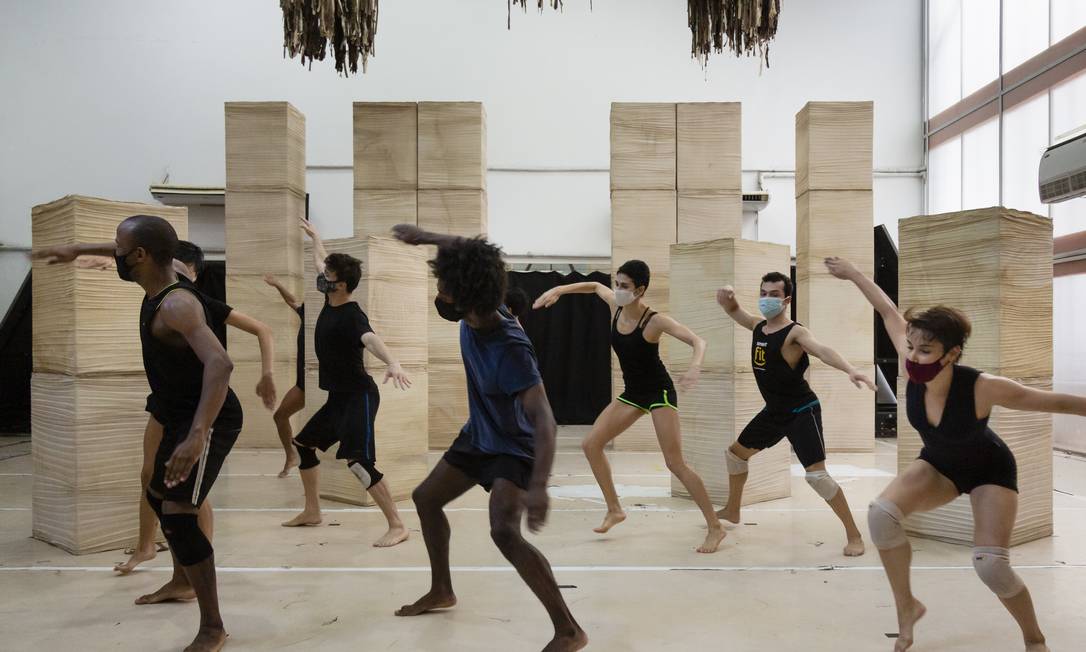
[689,0,780,67]
[281,0,378,76]
[508,0,565,29]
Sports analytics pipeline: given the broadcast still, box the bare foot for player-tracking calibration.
[183,625,227,652]
[135,579,196,605]
[281,510,322,527]
[893,598,926,651]
[715,504,740,524]
[844,537,866,557]
[697,525,727,553]
[373,526,410,548]
[593,510,627,534]
[277,453,300,478]
[1024,641,1049,652]
[395,590,457,616]
[114,546,158,574]
[543,629,589,652]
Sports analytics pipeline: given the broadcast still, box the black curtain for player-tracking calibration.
[508,271,612,425]
[0,273,31,433]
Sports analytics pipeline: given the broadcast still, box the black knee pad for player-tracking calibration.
[159,513,213,566]
[347,460,383,489]
[295,443,320,470]
[145,490,164,519]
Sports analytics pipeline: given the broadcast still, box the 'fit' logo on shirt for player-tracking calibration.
[753,343,767,367]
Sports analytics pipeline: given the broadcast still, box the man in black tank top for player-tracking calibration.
[35,215,238,652]
[716,272,875,558]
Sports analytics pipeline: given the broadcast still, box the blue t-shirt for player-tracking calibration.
[457,313,542,459]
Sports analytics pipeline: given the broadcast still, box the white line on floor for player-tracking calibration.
[0,563,1082,573]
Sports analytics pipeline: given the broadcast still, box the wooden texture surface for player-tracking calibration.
[610,103,677,190]
[353,102,418,190]
[418,102,486,190]
[225,102,306,194]
[676,102,741,191]
[795,101,873,196]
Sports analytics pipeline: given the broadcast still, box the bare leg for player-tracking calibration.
[874,460,959,651]
[716,442,757,524]
[651,408,725,553]
[282,459,322,527]
[160,500,227,652]
[488,479,587,651]
[116,417,165,574]
[273,387,304,478]
[971,485,1047,651]
[805,461,865,556]
[365,477,409,547]
[396,460,476,616]
[582,400,643,534]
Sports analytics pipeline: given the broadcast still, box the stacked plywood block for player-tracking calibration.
[677,102,743,241]
[669,239,792,504]
[898,208,1053,546]
[224,102,306,448]
[794,101,875,452]
[354,102,418,238]
[303,236,430,505]
[30,195,187,553]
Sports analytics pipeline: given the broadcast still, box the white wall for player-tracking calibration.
[1054,273,1086,453]
[0,0,923,317]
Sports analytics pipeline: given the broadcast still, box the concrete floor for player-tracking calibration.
[1,432,1085,651]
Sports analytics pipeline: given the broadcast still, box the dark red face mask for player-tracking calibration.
[905,357,947,384]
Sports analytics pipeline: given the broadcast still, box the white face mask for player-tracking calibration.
[614,289,636,306]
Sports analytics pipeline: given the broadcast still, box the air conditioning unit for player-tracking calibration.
[741,191,770,211]
[1039,125,1086,204]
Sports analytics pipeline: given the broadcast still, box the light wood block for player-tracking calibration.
[669,238,791,373]
[353,102,418,190]
[672,370,791,505]
[677,102,741,191]
[611,190,676,314]
[796,275,874,365]
[417,189,488,237]
[610,103,677,190]
[899,208,1053,378]
[31,195,188,376]
[806,365,876,452]
[224,189,306,276]
[31,373,150,554]
[795,101,873,196]
[225,273,303,364]
[231,359,298,449]
[429,362,470,451]
[418,102,486,190]
[677,191,743,242]
[897,378,1053,546]
[354,189,417,239]
[225,102,306,194]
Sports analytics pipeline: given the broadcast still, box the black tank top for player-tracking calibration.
[752,320,818,413]
[611,307,673,393]
[906,365,1000,451]
[140,281,242,429]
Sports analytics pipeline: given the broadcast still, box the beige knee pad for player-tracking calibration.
[973,547,1025,598]
[725,449,748,475]
[867,498,908,550]
[805,470,840,501]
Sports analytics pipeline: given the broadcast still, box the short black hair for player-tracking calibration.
[429,236,507,315]
[616,260,650,290]
[904,305,972,356]
[121,215,178,265]
[324,252,363,292]
[175,240,205,274]
[760,271,793,297]
[504,286,529,317]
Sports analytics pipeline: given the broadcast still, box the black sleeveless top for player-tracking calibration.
[752,320,818,413]
[906,365,1000,451]
[140,281,242,429]
[611,306,673,393]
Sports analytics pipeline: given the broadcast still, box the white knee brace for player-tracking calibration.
[973,547,1025,599]
[725,449,748,475]
[805,470,840,501]
[867,498,908,550]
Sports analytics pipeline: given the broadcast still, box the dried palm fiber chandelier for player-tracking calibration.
[281,0,378,76]
[689,0,780,67]
[508,0,565,28]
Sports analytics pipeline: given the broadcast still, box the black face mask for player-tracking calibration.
[316,274,340,295]
[434,296,466,322]
[115,249,136,282]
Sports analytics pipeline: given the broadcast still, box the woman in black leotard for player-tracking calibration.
[533,260,726,554]
[827,256,1085,652]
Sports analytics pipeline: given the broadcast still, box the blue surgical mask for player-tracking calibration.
[758,297,785,319]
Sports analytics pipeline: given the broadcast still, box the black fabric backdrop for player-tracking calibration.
[507,271,612,425]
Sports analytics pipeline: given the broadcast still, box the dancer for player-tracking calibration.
[263,272,305,477]
[35,216,242,652]
[283,218,411,549]
[532,260,726,553]
[826,255,1082,652]
[392,224,587,652]
[715,273,873,556]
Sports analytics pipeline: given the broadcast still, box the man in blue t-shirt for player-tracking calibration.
[392,225,587,652]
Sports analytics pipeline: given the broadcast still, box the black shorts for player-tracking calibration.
[919,437,1018,494]
[149,419,240,507]
[617,386,678,413]
[444,432,534,492]
[737,402,826,468]
[294,390,379,462]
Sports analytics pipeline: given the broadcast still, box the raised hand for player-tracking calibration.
[716,286,736,308]
[33,245,81,265]
[823,256,860,280]
[391,223,425,245]
[262,272,279,287]
[532,287,562,309]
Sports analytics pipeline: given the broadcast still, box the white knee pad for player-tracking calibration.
[725,449,748,475]
[973,547,1025,598]
[348,460,373,489]
[805,470,840,501]
[867,498,908,550]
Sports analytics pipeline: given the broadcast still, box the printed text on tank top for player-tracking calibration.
[754,321,803,371]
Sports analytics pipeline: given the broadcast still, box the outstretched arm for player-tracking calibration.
[654,314,706,390]
[533,281,615,309]
[792,327,875,391]
[33,241,117,264]
[300,217,329,275]
[224,310,278,409]
[361,331,411,390]
[392,223,468,249]
[716,286,760,331]
[263,273,301,310]
[520,382,556,534]
[979,375,1086,417]
[824,256,907,356]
